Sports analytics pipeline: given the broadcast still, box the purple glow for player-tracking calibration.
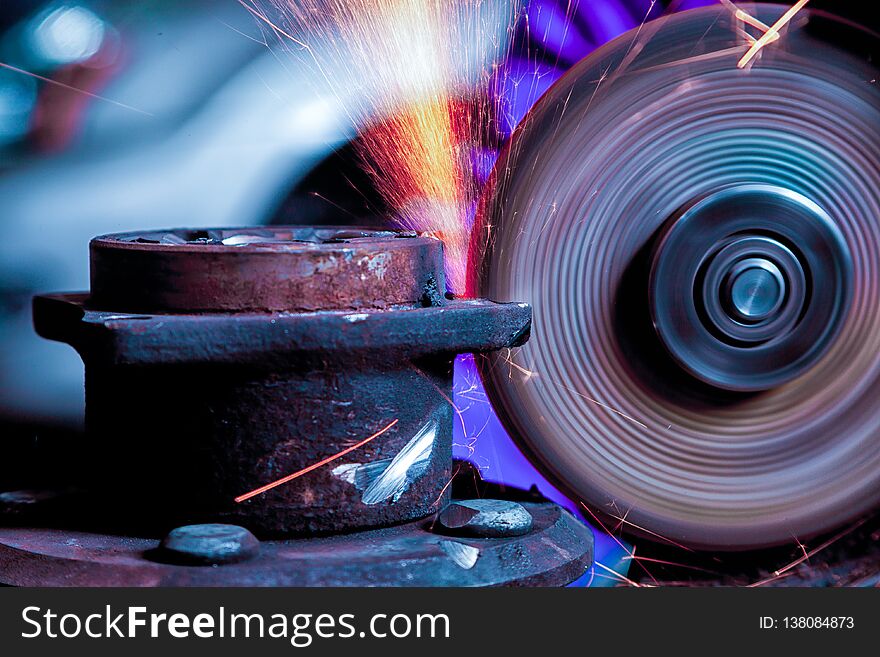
[574,0,639,44]
[492,57,563,138]
[674,0,719,10]
[525,2,596,64]
[463,0,717,586]
[490,0,647,141]
[469,146,498,185]
[453,355,630,587]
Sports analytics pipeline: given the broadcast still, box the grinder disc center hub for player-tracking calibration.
[698,234,806,346]
[725,259,785,322]
[650,184,852,392]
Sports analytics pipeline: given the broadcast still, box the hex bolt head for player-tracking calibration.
[437,499,533,538]
[159,524,259,566]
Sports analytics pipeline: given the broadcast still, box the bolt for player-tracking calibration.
[725,258,786,322]
[437,499,533,538]
[158,524,259,566]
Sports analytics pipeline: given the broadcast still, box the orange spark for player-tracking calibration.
[594,560,647,588]
[772,517,868,578]
[0,62,152,116]
[234,418,399,503]
[746,518,868,586]
[359,96,474,291]
[747,571,794,587]
[428,461,463,530]
[579,502,659,585]
[246,1,517,294]
[733,8,779,40]
[604,508,694,553]
[623,554,722,576]
[237,0,308,47]
[737,0,809,69]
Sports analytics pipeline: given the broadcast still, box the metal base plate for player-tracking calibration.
[0,501,592,587]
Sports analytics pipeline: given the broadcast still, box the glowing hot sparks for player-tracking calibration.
[245,0,519,293]
[737,0,809,69]
[733,8,779,43]
[234,418,399,502]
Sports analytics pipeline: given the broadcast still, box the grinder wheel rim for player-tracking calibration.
[471,5,880,549]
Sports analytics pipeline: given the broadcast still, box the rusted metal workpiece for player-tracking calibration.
[32,227,531,536]
[14,225,595,587]
[87,227,445,313]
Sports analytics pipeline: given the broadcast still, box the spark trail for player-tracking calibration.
[234,419,399,502]
[737,0,809,68]
[245,0,519,293]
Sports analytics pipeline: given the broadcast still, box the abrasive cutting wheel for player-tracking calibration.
[471,4,880,549]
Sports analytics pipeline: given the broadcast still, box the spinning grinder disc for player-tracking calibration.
[471,5,880,549]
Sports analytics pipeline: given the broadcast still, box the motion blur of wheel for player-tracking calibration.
[472,5,880,549]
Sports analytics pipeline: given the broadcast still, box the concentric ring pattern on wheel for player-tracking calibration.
[471,5,880,549]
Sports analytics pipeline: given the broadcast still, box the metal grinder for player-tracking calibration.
[2,227,594,587]
[471,4,880,549]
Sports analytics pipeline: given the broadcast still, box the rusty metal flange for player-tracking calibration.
[32,227,531,536]
[88,227,444,313]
